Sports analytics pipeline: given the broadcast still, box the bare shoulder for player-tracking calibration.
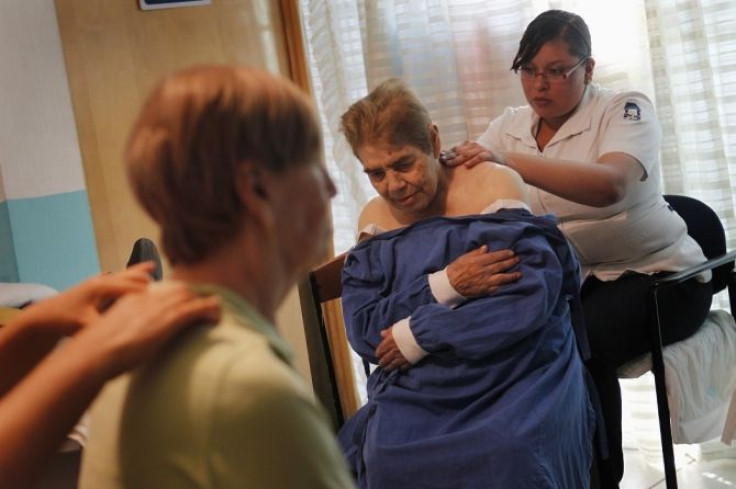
[358,197,394,231]
[467,161,523,186]
[450,162,528,210]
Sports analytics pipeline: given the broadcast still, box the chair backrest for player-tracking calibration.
[126,237,164,281]
[664,195,733,294]
[299,253,360,429]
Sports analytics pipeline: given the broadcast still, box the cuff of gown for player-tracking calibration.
[392,317,428,364]
[428,268,466,309]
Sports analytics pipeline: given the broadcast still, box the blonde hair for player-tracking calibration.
[126,65,321,264]
[340,78,433,158]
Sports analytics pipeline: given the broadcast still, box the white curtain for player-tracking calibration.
[301,0,736,270]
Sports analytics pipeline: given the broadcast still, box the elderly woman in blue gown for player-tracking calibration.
[337,78,594,488]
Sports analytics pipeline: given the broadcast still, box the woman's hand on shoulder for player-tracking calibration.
[441,141,506,169]
[12,263,157,336]
[74,281,221,379]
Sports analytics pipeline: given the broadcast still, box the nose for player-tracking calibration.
[322,167,337,199]
[386,171,406,193]
[326,173,337,199]
[532,74,549,90]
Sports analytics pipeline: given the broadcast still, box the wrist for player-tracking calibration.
[392,318,428,364]
[62,328,123,384]
[17,301,82,336]
[429,268,466,308]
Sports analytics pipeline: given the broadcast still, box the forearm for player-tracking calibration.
[0,337,112,489]
[0,316,66,396]
[504,151,625,207]
[343,275,436,353]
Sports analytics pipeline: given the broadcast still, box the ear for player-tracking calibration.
[429,124,441,158]
[235,162,275,229]
[584,57,596,84]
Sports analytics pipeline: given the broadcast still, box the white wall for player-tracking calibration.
[0,0,99,289]
[0,0,86,200]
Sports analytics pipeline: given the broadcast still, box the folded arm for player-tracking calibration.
[343,224,566,368]
[342,245,520,364]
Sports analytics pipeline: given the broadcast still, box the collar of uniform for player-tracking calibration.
[503,84,598,150]
[548,83,597,145]
[188,282,295,365]
[501,106,538,149]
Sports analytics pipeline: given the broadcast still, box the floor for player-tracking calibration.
[622,445,736,488]
[621,376,736,489]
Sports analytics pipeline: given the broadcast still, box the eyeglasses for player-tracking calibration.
[514,57,589,83]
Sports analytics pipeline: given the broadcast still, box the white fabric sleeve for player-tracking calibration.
[481,199,531,215]
[356,223,387,242]
[428,268,466,308]
[477,107,516,149]
[392,317,428,364]
[599,91,661,178]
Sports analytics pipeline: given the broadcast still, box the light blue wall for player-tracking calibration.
[6,190,99,291]
[0,201,19,282]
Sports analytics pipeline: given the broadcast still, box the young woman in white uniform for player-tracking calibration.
[443,9,713,489]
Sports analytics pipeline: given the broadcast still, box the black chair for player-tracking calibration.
[646,195,736,488]
[126,238,163,281]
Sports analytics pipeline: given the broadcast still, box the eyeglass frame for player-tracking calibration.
[514,57,589,83]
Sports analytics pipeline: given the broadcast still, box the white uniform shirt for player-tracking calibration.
[478,84,708,281]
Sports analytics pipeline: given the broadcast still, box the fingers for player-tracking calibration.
[447,246,522,297]
[377,348,410,372]
[453,246,516,269]
[476,249,520,271]
[169,295,221,326]
[465,244,489,257]
[440,141,477,167]
[137,282,214,324]
[381,355,411,372]
[108,263,155,286]
[88,265,154,301]
[91,283,222,376]
[447,141,504,169]
[439,149,459,167]
[88,267,156,316]
[375,328,411,371]
[375,328,393,358]
[125,261,156,275]
[486,270,522,286]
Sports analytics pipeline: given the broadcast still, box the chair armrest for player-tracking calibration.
[652,250,736,288]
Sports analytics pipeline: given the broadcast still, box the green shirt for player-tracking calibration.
[79,284,355,489]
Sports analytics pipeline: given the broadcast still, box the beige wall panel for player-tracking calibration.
[54,0,288,272]
[54,0,313,380]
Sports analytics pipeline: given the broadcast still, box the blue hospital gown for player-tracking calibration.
[339,208,594,488]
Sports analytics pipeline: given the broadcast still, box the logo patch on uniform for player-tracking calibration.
[623,102,641,121]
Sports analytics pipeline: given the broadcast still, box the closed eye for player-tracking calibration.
[391,157,415,172]
[365,169,385,182]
